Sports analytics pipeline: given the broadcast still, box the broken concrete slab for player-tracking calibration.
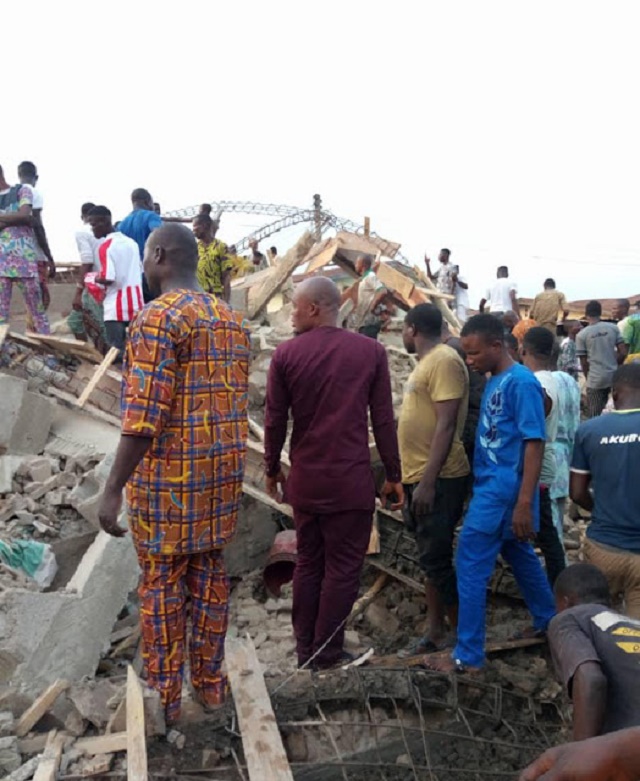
[0,532,138,697]
[225,494,279,578]
[0,376,55,456]
[0,457,29,494]
[69,454,114,528]
[0,735,21,773]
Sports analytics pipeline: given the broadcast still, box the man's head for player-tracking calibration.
[554,563,611,613]
[153,202,161,215]
[521,326,555,371]
[612,363,640,411]
[355,255,373,276]
[502,311,519,332]
[17,161,38,186]
[585,300,602,320]
[403,304,443,354]
[291,276,341,334]
[192,213,213,242]
[270,246,278,257]
[544,278,556,290]
[80,202,96,223]
[612,298,630,321]
[563,319,582,339]
[497,266,509,278]
[505,332,520,363]
[461,314,507,374]
[199,203,212,216]
[143,223,199,297]
[438,248,451,264]
[88,205,113,239]
[131,188,153,210]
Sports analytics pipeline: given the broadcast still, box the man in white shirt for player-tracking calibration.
[426,249,468,318]
[479,266,519,317]
[455,274,470,324]
[349,256,387,339]
[88,206,144,360]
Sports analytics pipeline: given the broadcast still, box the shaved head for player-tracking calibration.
[144,223,199,296]
[292,276,341,333]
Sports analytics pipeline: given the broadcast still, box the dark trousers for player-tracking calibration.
[292,508,372,668]
[403,477,468,606]
[536,486,566,587]
[586,387,610,418]
[104,320,129,362]
[358,324,381,340]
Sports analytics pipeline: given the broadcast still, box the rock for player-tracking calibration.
[264,598,279,613]
[343,631,361,651]
[167,728,186,749]
[252,631,268,649]
[397,600,422,621]
[0,736,21,773]
[0,457,29,494]
[26,458,53,484]
[0,376,54,456]
[0,711,13,737]
[69,680,122,729]
[365,602,400,635]
[70,753,113,777]
[248,372,267,407]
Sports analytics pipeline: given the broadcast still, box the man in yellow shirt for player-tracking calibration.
[192,214,232,302]
[397,303,470,655]
[530,278,569,335]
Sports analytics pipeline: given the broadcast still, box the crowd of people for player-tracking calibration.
[2,171,638,773]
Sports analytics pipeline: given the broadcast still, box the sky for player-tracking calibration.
[4,0,640,305]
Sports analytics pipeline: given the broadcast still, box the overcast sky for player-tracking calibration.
[4,0,639,305]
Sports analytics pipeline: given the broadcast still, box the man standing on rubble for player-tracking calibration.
[344,255,387,339]
[429,314,556,673]
[98,223,250,723]
[118,188,163,303]
[397,303,470,656]
[264,276,403,669]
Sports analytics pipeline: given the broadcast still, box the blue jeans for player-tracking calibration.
[453,524,556,667]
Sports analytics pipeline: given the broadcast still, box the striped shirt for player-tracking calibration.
[99,232,144,321]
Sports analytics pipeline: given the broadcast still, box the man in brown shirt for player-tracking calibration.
[264,277,403,669]
[530,278,570,335]
[549,563,640,740]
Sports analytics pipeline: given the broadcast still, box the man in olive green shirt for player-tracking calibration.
[530,278,569,335]
[398,304,470,655]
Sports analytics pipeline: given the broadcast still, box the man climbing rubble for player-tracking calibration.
[343,255,388,339]
[397,303,470,656]
[264,276,403,669]
[98,223,250,724]
[549,563,640,741]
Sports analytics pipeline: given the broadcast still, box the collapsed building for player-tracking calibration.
[0,230,586,780]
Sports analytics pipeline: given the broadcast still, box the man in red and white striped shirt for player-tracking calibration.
[89,206,144,359]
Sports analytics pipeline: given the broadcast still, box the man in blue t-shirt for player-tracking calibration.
[571,363,640,619]
[429,315,556,672]
[117,188,162,302]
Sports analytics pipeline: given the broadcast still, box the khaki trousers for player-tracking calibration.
[584,537,640,619]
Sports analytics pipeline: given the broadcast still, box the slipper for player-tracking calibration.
[397,635,452,659]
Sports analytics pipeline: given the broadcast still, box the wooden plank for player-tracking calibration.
[248,417,265,442]
[226,637,294,781]
[363,216,370,237]
[16,679,70,737]
[77,347,120,408]
[248,231,316,319]
[368,560,426,595]
[24,331,103,362]
[0,324,9,349]
[413,264,462,334]
[33,730,65,781]
[374,261,416,302]
[126,666,148,781]
[48,387,121,428]
[366,514,380,555]
[242,483,293,518]
[76,731,128,756]
[349,573,389,618]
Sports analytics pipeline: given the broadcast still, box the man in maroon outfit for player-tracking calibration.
[264,276,403,669]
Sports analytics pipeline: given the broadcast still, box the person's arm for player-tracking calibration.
[424,254,435,280]
[519,727,640,781]
[479,297,487,313]
[580,355,589,378]
[576,331,589,378]
[617,341,628,364]
[98,309,178,535]
[221,268,231,303]
[264,350,291,502]
[455,277,469,290]
[369,347,403,509]
[369,286,387,313]
[32,209,55,275]
[530,296,539,323]
[570,472,593,511]
[0,203,32,227]
[559,293,569,321]
[98,435,153,536]
[510,287,520,317]
[513,440,544,540]
[412,399,461,514]
[572,661,607,740]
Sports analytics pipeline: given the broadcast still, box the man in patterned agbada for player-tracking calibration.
[98,223,250,723]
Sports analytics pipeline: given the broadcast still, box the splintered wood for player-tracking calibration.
[15,680,70,737]
[33,730,65,781]
[77,346,120,408]
[226,637,294,781]
[126,666,147,781]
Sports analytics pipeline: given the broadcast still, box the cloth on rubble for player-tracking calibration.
[0,539,57,588]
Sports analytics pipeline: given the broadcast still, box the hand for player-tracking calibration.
[519,735,635,781]
[266,470,287,503]
[98,487,127,538]
[72,288,83,311]
[411,478,436,516]
[380,481,404,511]
[451,272,459,283]
[512,500,534,541]
[47,259,56,279]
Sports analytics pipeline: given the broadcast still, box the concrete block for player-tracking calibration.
[225,495,279,578]
[0,531,139,697]
[69,454,114,528]
[0,711,14,737]
[0,457,29,494]
[25,458,53,484]
[0,735,21,773]
[0,376,55,456]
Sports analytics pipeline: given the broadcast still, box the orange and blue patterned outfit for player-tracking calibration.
[122,290,250,721]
